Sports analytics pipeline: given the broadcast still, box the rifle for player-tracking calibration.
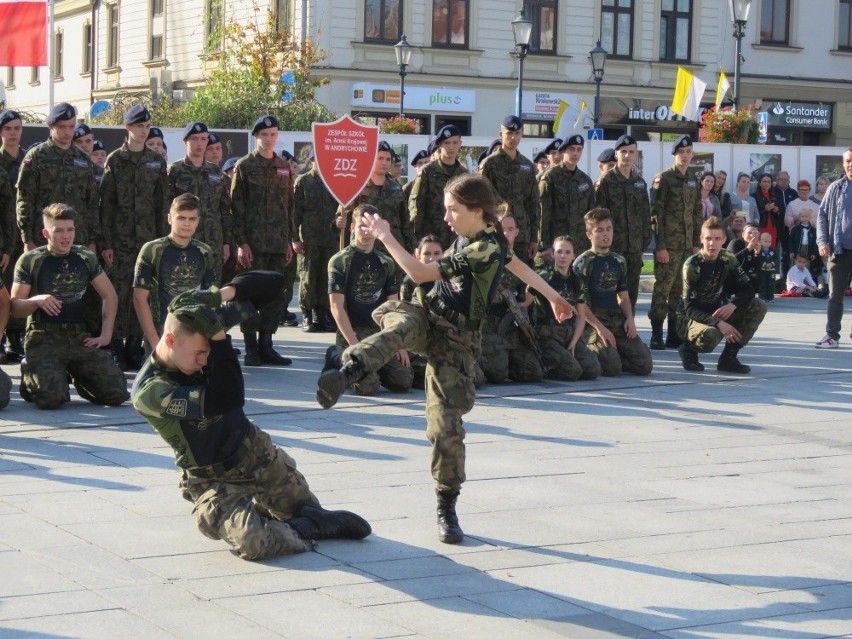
[498,286,552,373]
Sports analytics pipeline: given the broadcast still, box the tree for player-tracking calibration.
[182,3,336,130]
[89,90,185,127]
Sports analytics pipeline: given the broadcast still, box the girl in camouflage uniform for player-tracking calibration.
[316,174,575,545]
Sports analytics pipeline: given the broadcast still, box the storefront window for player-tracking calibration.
[840,0,852,49]
[601,0,633,58]
[760,0,790,45]
[364,0,401,43]
[659,0,691,62]
[528,0,557,54]
[432,0,468,48]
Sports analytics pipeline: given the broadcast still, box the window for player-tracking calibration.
[841,0,852,49]
[5,67,14,89]
[53,30,64,78]
[276,0,294,33]
[601,0,633,58]
[106,3,119,67]
[760,0,790,44]
[365,0,401,42]
[205,0,223,52]
[150,0,165,60]
[659,0,691,62]
[432,0,468,47]
[151,34,164,59]
[82,22,93,74]
[152,0,164,17]
[528,0,557,54]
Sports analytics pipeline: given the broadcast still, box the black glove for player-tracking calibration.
[227,271,285,304]
[168,286,222,314]
[171,303,224,340]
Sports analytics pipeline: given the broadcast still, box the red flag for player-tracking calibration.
[0,1,48,67]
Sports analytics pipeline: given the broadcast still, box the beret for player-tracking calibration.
[182,121,209,140]
[251,114,279,136]
[123,104,151,125]
[73,124,92,139]
[501,115,523,131]
[47,102,77,125]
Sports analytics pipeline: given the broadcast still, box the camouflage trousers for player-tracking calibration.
[479,317,545,383]
[679,298,767,353]
[335,325,413,396]
[238,252,290,333]
[623,251,644,315]
[3,241,25,334]
[21,325,129,409]
[344,296,479,492]
[478,320,509,384]
[298,244,337,311]
[649,249,691,322]
[181,424,319,561]
[0,365,10,409]
[536,322,601,380]
[106,253,142,339]
[586,309,653,377]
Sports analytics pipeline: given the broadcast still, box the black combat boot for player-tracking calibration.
[110,337,128,371]
[300,308,317,333]
[286,502,371,541]
[678,343,704,372]
[322,345,342,373]
[316,358,366,408]
[258,332,291,365]
[318,308,336,332]
[124,336,144,370]
[436,489,464,544]
[649,320,665,350]
[5,330,24,362]
[665,314,683,348]
[282,310,299,327]
[243,331,261,366]
[717,343,751,374]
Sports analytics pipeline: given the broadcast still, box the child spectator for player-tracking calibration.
[788,209,821,283]
[759,232,777,302]
[786,255,826,297]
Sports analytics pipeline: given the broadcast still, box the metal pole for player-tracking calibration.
[515,51,524,118]
[733,22,744,109]
[594,78,601,127]
[399,66,406,115]
[301,0,307,47]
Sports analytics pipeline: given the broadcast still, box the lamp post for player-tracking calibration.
[394,35,412,116]
[511,10,532,119]
[728,0,752,109]
[589,40,608,128]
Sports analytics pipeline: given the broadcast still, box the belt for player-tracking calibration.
[428,296,482,331]
[28,321,86,331]
[183,424,258,480]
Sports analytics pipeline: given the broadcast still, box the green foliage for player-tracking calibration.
[90,90,185,127]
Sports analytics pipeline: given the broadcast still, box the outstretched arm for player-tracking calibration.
[363,213,441,283]
[506,258,575,323]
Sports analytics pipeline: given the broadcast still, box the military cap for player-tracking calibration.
[434,124,462,144]
[222,157,239,173]
[501,115,523,131]
[147,126,164,140]
[280,149,295,161]
[557,134,584,151]
[543,138,563,154]
[123,104,151,125]
[182,121,208,140]
[377,140,392,153]
[206,132,222,145]
[92,140,105,152]
[487,138,502,153]
[73,123,92,140]
[597,148,617,164]
[671,135,693,154]
[534,150,547,164]
[47,102,77,125]
[391,150,401,163]
[0,110,22,128]
[426,139,438,156]
[410,149,429,166]
[251,114,279,136]
[614,134,637,149]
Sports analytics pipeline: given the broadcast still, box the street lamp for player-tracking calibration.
[728,0,752,109]
[511,10,532,119]
[589,40,608,128]
[394,34,412,116]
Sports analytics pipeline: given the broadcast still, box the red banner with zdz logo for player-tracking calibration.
[312,115,379,209]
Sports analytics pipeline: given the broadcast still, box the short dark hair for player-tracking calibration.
[352,203,378,222]
[417,234,441,250]
[170,192,200,215]
[584,207,612,231]
[42,203,76,226]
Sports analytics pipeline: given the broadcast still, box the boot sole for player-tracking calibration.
[316,370,347,409]
[438,530,464,544]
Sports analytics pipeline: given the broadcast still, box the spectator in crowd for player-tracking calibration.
[758,232,777,302]
[712,170,732,218]
[699,171,722,220]
[788,209,821,283]
[730,172,758,224]
[786,255,825,297]
[811,175,830,205]
[785,180,821,229]
[728,223,762,293]
[724,210,747,247]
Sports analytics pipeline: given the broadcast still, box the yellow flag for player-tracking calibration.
[715,70,731,108]
[574,100,588,128]
[671,66,707,120]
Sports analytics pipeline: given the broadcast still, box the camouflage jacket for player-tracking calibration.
[409,159,467,245]
[595,168,652,255]
[343,177,414,252]
[479,148,540,245]
[538,163,594,252]
[230,151,294,253]
[651,166,703,252]
[100,143,168,251]
[681,249,754,326]
[293,168,339,248]
[16,139,100,246]
[0,165,15,256]
[0,146,25,195]
[168,156,233,253]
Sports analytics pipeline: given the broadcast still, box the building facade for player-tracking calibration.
[2,0,852,144]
